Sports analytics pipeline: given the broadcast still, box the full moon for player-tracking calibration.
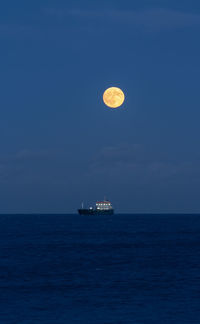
[103,87,125,108]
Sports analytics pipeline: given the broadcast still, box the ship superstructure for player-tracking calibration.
[78,200,114,215]
[96,201,113,211]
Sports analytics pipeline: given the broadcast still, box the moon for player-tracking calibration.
[103,87,125,108]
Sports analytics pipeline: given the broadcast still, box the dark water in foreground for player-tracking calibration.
[0,214,200,323]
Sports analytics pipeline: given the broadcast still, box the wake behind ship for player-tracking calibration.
[78,200,114,215]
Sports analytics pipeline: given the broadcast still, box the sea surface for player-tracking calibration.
[0,214,200,324]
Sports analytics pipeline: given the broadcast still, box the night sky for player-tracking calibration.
[1,0,200,213]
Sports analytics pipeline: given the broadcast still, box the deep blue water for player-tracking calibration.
[0,214,200,323]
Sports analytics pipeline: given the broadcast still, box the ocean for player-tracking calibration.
[0,214,200,323]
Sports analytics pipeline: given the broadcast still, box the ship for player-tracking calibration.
[78,200,114,215]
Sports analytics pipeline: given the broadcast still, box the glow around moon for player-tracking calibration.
[103,87,125,108]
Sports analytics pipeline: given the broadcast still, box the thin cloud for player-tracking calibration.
[0,149,51,163]
[0,24,34,37]
[87,144,200,182]
[0,150,56,184]
[44,8,200,31]
[108,9,200,31]
[2,8,199,38]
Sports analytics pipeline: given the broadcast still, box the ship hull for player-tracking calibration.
[78,209,114,215]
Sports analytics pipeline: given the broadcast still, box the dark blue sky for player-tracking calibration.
[1,0,200,213]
